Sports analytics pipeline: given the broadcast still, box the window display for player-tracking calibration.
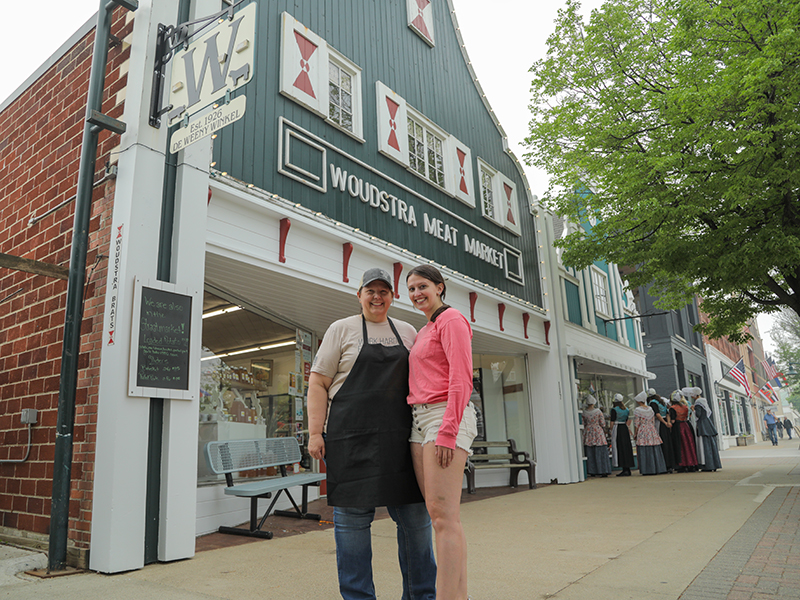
[198,291,313,484]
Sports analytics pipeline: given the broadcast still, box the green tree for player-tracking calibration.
[771,309,800,407]
[525,0,800,342]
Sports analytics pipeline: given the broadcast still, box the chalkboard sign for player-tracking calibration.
[135,286,192,390]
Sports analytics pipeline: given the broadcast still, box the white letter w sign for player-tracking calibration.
[168,3,256,125]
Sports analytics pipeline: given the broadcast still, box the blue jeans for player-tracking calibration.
[767,424,778,444]
[333,503,436,600]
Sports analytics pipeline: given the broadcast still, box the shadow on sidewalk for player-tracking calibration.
[195,483,545,553]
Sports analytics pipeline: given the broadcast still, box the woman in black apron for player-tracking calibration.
[308,268,436,600]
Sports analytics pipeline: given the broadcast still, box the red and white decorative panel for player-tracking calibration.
[449,135,474,207]
[407,0,435,47]
[376,81,409,165]
[280,12,329,116]
[496,173,521,237]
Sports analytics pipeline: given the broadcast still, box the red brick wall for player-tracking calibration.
[0,8,132,549]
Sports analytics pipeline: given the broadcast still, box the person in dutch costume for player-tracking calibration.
[633,390,667,475]
[583,395,611,477]
[610,393,634,476]
[308,268,436,600]
[683,387,722,472]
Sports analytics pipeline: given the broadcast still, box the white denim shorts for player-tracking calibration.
[409,401,478,455]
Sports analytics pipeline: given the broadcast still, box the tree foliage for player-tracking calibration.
[525,0,800,342]
[771,309,800,389]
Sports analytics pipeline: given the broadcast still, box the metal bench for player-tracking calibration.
[204,437,326,539]
[464,439,536,494]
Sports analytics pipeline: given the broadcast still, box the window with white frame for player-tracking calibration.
[407,115,445,188]
[280,13,363,140]
[477,159,502,225]
[328,62,353,131]
[327,51,362,138]
[591,267,611,317]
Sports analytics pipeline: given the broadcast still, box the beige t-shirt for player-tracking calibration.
[311,314,417,401]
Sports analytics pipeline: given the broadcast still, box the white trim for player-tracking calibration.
[209,174,548,316]
[476,157,502,226]
[406,105,453,195]
[449,133,475,207]
[278,127,327,193]
[279,12,329,118]
[590,266,612,319]
[326,46,364,140]
[407,0,436,47]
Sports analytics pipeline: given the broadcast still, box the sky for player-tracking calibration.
[0,0,779,353]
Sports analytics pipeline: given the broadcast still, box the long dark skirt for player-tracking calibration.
[697,436,722,471]
[658,421,676,470]
[612,424,635,470]
[672,421,698,469]
[637,445,667,475]
[585,444,611,475]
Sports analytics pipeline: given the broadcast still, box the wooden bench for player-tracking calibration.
[204,437,326,539]
[464,439,536,494]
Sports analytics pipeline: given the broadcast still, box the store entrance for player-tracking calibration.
[198,291,314,484]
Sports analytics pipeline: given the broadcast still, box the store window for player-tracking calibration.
[471,354,533,458]
[407,114,445,188]
[197,291,313,484]
[327,51,363,137]
[575,367,638,416]
[591,267,611,317]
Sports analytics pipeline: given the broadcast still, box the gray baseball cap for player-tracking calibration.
[360,267,393,290]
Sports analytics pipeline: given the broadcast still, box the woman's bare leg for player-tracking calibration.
[411,442,468,600]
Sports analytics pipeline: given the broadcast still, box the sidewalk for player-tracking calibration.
[1,440,798,599]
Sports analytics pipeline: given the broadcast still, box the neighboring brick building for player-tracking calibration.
[0,8,133,564]
[699,310,773,447]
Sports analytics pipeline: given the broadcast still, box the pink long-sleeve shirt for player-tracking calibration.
[407,308,473,449]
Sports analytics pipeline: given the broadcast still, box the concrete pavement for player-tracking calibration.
[1,440,798,599]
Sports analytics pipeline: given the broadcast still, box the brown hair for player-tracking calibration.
[406,264,447,300]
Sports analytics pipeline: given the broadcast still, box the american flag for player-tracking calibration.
[726,359,751,396]
[762,357,779,380]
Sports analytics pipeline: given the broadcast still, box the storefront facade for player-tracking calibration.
[552,215,649,479]
[94,0,564,570]
[1,0,638,574]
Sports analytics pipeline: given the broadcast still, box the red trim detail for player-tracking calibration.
[208,187,212,205]
[522,313,530,339]
[504,183,516,225]
[393,262,403,299]
[279,218,291,263]
[342,243,353,283]
[498,303,505,332]
[411,0,433,42]
[386,97,400,151]
[469,292,477,323]
[457,148,469,194]
[544,320,551,345]
[293,31,318,98]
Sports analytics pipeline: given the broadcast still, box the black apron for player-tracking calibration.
[325,316,423,507]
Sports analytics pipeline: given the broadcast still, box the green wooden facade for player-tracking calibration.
[211,0,542,306]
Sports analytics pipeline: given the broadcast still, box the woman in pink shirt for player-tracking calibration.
[406,265,477,600]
